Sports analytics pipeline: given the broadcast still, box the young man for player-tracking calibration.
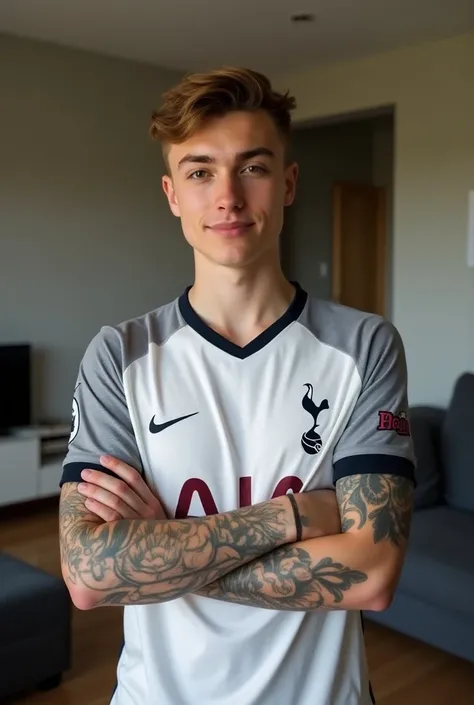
[59,66,415,705]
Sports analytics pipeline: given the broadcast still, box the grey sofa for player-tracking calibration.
[366,372,474,663]
[0,551,72,700]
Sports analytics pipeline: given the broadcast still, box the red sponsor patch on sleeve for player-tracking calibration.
[377,410,411,436]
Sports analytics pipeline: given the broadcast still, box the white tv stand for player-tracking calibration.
[0,424,71,507]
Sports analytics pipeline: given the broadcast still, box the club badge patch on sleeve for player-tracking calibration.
[69,396,80,444]
[377,410,411,436]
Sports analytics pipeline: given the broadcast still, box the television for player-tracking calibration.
[0,344,32,434]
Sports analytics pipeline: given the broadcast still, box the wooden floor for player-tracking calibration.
[1,499,474,705]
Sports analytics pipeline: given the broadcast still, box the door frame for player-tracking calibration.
[331,182,387,316]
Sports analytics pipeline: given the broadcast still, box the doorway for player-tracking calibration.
[281,107,394,319]
[332,182,386,316]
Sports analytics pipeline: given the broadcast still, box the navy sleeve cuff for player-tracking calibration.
[59,462,121,487]
[333,453,416,487]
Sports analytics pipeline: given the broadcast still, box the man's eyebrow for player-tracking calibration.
[238,147,275,161]
[177,147,275,169]
[177,154,214,168]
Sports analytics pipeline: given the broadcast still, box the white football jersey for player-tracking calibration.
[62,283,415,705]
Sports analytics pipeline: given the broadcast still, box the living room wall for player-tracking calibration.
[0,34,190,423]
[273,32,474,407]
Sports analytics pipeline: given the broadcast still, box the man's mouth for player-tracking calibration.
[207,221,254,237]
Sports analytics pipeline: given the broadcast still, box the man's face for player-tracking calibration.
[162,110,298,270]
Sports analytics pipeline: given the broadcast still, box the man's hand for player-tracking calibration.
[77,457,342,540]
[76,455,167,522]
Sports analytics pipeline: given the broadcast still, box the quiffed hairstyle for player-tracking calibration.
[149,66,296,162]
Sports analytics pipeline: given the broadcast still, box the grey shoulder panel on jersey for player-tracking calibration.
[298,296,416,479]
[298,296,395,383]
[112,297,186,373]
[60,298,185,486]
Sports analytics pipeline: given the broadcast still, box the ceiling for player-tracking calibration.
[1,0,473,75]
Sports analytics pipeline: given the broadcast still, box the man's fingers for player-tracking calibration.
[84,497,123,523]
[99,455,159,506]
[77,481,151,519]
[78,456,164,520]
[78,469,140,511]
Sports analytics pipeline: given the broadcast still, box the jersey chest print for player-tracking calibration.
[170,383,331,518]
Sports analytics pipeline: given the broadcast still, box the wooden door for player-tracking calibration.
[332,182,386,316]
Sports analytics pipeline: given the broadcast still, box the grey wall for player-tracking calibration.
[0,34,191,424]
[282,115,394,313]
[372,115,395,318]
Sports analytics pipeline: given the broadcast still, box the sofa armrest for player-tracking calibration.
[410,405,446,430]
[409,406,445,509]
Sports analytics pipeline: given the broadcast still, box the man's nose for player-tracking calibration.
[215,173,245,211]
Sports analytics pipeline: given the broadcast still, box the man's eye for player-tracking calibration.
[189,170,208,180]
[243,165,266,175]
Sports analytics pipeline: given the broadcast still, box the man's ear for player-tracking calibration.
[162,175,180,217]
[284,161,298,207]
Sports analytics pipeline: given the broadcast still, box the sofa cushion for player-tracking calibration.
[409,406,444,508]
[441,373,474,512]
[0,552,71,644]
[398,506,474,617]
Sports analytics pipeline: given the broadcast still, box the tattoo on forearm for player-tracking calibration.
[196,547,367,610]
[336,474,412,546]
[59,483,101,588]
[194,473,412,610]
[59,484,292,606]
[193,474,412,610]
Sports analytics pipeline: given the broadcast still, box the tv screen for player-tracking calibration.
[0,344,31,432]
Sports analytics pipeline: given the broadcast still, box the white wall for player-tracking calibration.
[0,35,191,423]
[274,32,474,406]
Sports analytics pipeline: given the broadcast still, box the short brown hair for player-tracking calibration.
[149,66,296,160]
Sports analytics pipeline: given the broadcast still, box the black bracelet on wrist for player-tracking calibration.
[287,492,303,543]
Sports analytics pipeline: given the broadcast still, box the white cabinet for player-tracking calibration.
[0,437,38,505]
[37,457,65,498]
[0,426,70,507]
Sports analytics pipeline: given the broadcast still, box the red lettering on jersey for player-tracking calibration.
[271,476,304,498]
[174,478,219,519]
[174,476,304,518]
[239,476,252,507]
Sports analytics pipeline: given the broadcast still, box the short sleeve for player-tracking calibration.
[333,319,416,485]
[60,326,142,486]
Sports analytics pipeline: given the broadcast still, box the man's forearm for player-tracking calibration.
[195,474,412,612]
[60,484,296,608]
[195,534,370,611]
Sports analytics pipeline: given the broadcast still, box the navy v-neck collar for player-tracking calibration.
[178,282,307,360]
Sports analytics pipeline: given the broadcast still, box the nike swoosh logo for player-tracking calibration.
[149,412,199,434]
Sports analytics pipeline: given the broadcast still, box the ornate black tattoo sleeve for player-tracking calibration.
[59,483,294,607]
[196,548,367,610]
[59,482,103,588]
[195,474,412,611]
[335,473,413,546]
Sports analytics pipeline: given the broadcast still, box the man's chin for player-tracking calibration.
[191,235,278,270]
[204,249,267,270]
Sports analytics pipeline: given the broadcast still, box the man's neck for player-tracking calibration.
[188,259,296,348]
